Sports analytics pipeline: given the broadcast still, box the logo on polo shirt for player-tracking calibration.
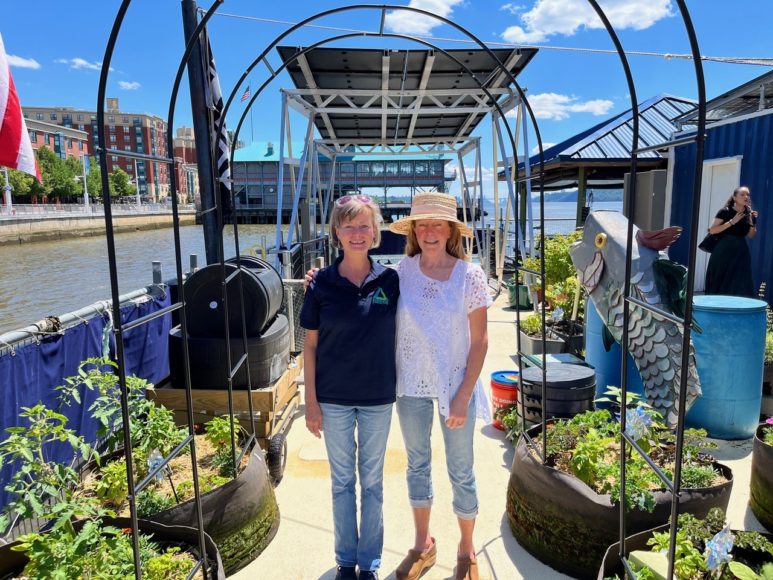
[373,287,389,305]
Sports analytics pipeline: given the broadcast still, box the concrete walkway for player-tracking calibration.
[233,293,765,579]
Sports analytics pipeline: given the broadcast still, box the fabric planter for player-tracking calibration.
[750,424,773,532]
[0,517,225,579]
[506,422,734,579]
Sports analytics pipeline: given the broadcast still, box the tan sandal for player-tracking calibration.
[455,554,479,580]
[395,538,437,580]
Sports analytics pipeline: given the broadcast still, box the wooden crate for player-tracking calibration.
[148,356,303,437]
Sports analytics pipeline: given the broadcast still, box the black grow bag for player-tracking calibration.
[83,444,279,575]
[0,516,225,580]
[597,524,773,579]
[506,422,734,579]
[750,423,773,532]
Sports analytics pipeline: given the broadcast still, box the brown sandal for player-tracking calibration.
[455,554,479,580]
[395,538,437,580]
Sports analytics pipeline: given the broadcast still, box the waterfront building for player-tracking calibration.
[231,141,456,224]
[25,119,88,161]
[22,97,169,201]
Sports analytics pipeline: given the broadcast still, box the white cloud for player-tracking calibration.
[7,55,41,69]
[500,3,525,14]
[526,92,614,120]
[118,81,141,90]
[501,0,673,43]
[385,0,464,36]
[55,57,102,70]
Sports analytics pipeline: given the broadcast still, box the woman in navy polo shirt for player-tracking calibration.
[300,195,399,580]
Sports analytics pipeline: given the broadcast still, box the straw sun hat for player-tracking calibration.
[388,192,473,237]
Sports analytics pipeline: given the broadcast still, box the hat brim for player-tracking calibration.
[388,215,474,238]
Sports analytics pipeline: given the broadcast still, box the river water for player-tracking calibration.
[0,201,622,334]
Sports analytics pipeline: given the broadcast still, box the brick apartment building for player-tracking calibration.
[23,98,170,201]
[25,119,88,161]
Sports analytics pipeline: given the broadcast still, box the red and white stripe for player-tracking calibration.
[0,33,41,181]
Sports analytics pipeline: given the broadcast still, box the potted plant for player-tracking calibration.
[0,404,225,579]
[764,330,773,392]
[598,508,773,579]
[506,398,733,579]
[518,312,565,355]
[58,359,279,575]
[544,275,585,356]
[750,418,773,532]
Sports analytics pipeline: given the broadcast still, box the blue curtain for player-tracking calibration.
[0,291,172,512]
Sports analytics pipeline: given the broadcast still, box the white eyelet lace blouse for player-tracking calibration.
[396,254,492,422]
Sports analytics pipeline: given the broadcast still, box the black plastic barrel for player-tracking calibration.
[184,256,283,338]
[517,364,596,426]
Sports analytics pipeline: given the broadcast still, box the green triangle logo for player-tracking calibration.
[373,287,389,305]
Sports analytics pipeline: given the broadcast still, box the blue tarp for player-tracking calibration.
[0,291,171,512]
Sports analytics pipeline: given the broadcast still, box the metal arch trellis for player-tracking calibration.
[212,3,552,459]
[92,1,707,579]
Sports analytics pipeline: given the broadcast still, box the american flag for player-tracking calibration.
[240,85,251,103]
[0,33,40,181]
[201,30,232,221]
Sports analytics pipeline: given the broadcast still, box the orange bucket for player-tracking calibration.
[490,370,519,430]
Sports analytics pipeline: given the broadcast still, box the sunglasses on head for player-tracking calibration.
[336,194,373,206]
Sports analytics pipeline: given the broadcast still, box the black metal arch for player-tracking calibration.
[93,1,707,578]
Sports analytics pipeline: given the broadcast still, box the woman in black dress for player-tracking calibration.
[705,186,758,296]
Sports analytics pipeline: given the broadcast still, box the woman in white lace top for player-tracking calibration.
[388,193,491,580]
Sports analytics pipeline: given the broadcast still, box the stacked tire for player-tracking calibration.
[169,256,290,389]
[516,364,596,427]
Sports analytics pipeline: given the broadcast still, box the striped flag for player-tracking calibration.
[0,33,40,181]
[201,30,232,221]
[240,85,251,103]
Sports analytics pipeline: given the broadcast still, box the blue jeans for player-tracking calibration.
[396,395,478,519]
[320,402,393,571]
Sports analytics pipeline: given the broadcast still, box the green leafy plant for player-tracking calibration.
[519,313,544,337]
[94,459,129,507]
[763,418,773,447]
[535,407,724,513]
[205,416,241,478]
[765,331,773,366]
[136,489,176,519]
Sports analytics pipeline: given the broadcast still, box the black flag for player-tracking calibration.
[201,30,233,222]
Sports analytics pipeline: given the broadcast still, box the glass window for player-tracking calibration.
[110,135,116,143]
[125,146,132,151]
[36,113,43,120]
[108,115,115,123]
[385,162,398,176]
[122,116,129,123]
[371,162,384,176]
[415,162,428,175]
[78,142,83,150]
[127,164,133,172]
[77,114,83,122]
[29,131,37,142]
[400,161,413,175]
[50,112,57,121]
[123,126,129,133]
[430,161,443,175]
[356,162,369,176]
[78,124,85,131]
[66,138,72,149]
[91,115,97,121]
[339,162,354,175]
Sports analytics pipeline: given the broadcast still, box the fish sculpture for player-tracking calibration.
[569,210,701,426]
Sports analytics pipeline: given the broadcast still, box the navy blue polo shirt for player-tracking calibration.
[300,257,399,406]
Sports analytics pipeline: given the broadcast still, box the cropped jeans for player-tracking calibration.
[320,402,393,571]
[396,395,478,519]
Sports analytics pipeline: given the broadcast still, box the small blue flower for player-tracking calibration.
[624,405,652,442]
[704,526,733,571]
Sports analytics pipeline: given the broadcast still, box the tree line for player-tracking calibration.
[3,146,137,203]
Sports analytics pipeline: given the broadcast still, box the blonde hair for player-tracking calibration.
[404,220,470,261]
[330,199,383,249]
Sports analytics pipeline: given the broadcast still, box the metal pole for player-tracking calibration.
[2,167,12,215]
[134,161,141,207]
[82,155,90,211]
[182,0,220,265]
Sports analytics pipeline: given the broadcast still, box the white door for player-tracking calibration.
[694,157,742,291]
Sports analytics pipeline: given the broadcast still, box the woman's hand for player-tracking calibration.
[303,267,320,290]
[445,392,471,429]
[305,399,323,438]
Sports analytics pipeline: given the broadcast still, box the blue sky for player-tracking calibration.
[3,0,772,196]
